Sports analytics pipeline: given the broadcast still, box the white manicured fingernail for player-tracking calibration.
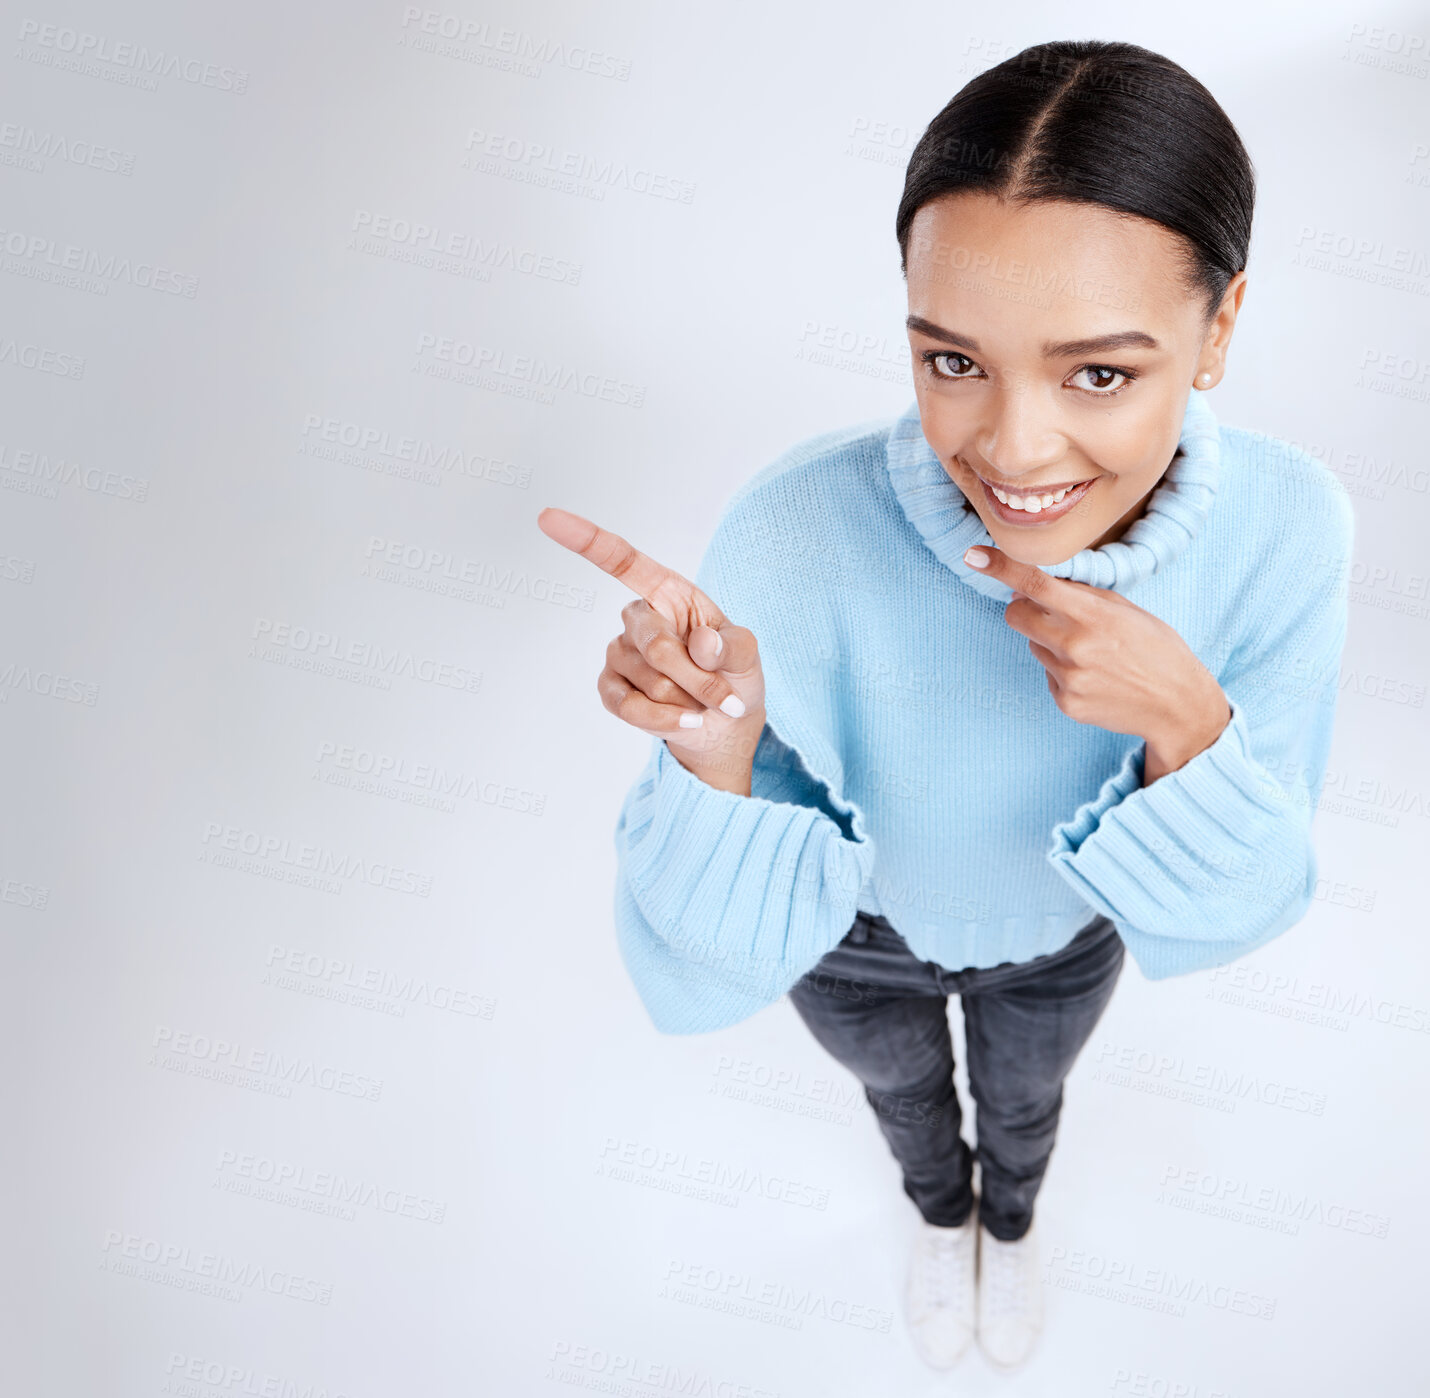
[679,712,704,728]
[713,630,724,657]
[720,694,746,718]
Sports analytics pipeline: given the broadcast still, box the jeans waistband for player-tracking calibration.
[848,909,1110,952]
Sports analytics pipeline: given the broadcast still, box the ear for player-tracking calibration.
[1196,270,1247,386]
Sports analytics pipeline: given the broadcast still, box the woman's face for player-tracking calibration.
[905,192,1246,564]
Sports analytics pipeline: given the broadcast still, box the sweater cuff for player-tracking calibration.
[619,737,875,989]
[1045,698,1295,939]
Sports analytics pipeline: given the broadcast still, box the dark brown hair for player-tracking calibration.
[895,40,1255,324]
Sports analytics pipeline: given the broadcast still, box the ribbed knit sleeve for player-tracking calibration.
[611,726,877,1035]
[1046,483,1354,979]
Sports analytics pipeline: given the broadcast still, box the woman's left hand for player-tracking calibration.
[963,544,1232,785]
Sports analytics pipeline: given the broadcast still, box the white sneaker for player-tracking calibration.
[904,1214,978,1368]
[976,1217,1044,1368]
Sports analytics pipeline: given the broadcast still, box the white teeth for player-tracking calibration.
[989,483,1075,512]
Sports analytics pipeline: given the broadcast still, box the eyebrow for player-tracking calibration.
[905,315,1161,358]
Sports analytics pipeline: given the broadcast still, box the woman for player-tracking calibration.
[538,40,1353,1373]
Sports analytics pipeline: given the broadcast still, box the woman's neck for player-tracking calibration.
[1088,445,1183,550]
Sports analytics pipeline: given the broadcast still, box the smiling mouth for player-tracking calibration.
[976,473,1098,524]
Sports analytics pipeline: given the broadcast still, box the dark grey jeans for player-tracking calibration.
[787,909,1125,1241]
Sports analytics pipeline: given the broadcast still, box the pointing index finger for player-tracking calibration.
[537,505,676,596]
[963,544,1074,609]
[537,505,725,628]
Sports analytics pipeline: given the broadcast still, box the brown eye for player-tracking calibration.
[1071,365,1132,394]
[927,352,979,379]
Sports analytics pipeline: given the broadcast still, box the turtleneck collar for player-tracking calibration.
[883,386,1221,602]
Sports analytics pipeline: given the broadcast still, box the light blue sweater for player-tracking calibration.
[612,387,1355,1035]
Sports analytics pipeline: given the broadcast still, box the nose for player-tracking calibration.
[972,377,1065,482]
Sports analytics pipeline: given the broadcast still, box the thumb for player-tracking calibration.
[688,621,758,679]
[687,623,726,672]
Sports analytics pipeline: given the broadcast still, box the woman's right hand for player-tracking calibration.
[536,506,768,792]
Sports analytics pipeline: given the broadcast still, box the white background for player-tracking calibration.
[2,2,1427,1394]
